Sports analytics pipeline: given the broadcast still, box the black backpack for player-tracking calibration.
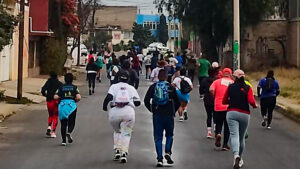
[265,78,275,92]
[180,77,192,94]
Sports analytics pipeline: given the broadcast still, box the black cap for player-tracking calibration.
[118,70,129,82]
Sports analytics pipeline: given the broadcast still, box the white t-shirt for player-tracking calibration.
[144,55,152,65]
[151,67,163,82]
[169,57,179,67]
[172,76,193,90]
[137,54,144,62]
[108,82,140,108]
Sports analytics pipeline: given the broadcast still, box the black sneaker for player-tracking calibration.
[184,112,188,120]
[89,89,92,95]
[222,145,230,151]
[261,116,267,127]
[66,133,73,143]
[61,140,67,146]
[164,153,174,165]
[120,152,128,163]
[92,90,95,94]
[99,79,101,83]
[46,128,51,136]
[156,159,163,167]
[113,150,121,161]
[234,156,241,169]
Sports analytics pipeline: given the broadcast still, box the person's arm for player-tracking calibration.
[172,86,181,112]
[275,81,280,96]
[41,81,48,97]
[132,87,141,107]
[103,94,113,111]
[248,87,258,108]
[257,86,261,97]
[74,87,81,102]
[209,82,216,98]
[222,88,230,105]
[144,85,154,112]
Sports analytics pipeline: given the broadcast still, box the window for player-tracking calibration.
[290,0,299,18]
[143,21,157,30]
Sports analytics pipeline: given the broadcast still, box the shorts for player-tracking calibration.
[145,65,151,70]
[97,67,102,71]
[176,90,190,103]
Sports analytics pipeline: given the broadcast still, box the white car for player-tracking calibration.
[147,42,169,54]
[71,44,88,66]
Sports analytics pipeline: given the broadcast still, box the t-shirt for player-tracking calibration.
[210,77,234,111]
[144,55,152,65]
[172,76,193,90]
[175,55,183,68]
[169,57,178,67]
[137,54,144,62]
[198,59,211,77]
[151,67,163,82]
[258,78,280,98]
[88,54,94,63]
[108,82,140,107]
[56,84,80,101]
[96,56,103,68]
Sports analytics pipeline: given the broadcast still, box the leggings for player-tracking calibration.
[260,97,276,125]
[87,73,97,90]
[47,100,59,131]
[215,111,230,146]
[60,109,77,142]
[204,104,214,128]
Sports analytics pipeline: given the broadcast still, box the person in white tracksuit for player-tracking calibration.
[103,70,141,163]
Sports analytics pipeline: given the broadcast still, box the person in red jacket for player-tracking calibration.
[223,69,257,169]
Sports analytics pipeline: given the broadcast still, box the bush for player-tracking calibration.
[40,38,67,75]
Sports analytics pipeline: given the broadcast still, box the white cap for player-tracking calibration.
[212,62,219,68]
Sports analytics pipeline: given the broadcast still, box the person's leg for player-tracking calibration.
[204,104,213,128]
[260,98,268,118]
[239,114,250,157]
[92,73,96,92]
[214,111,223,147]
[153,115,164,160]
[178,103,184,117]
[164,116,174,154]
[99,68,102,81]
[47,101,54,128]
[226,111,240,156]
[52,101,59,132]
[181,101,189,120]
[119,113,135,154]
[267,97,276,126]
[67,109,77,134]
[109,115,122,151]
[223,111,230,147]
[60,119,68,143]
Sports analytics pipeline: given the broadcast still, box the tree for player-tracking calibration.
[132,22,156,48]
[0,4,18,51]
[158,14,168,45]
[155,0,284,62]
[83,31,112,52]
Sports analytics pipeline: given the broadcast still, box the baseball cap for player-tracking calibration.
[212,62,219,68]
[233,69,245,79]
[222,68,232,76]
[118,70,129,81]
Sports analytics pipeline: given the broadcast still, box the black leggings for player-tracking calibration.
[188,69,195,82]
[260,97,276,125]
[87,73,96,90]
[214,111,229,146]
[61,109,77,142]
[204,104,214,127]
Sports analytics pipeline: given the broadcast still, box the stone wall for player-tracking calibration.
[287,20,300,68]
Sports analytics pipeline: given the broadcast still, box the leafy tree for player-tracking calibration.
[132,22,156,48]
[158,14,168,45]
[0,4,18,51]
[155,0,284,61]
[83,31,112,52]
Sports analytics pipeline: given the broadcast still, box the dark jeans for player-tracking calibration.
[61,109,77,142]
[260,97,276,125]
[153,115,174,160]
[215,111,230,146]
[87,73,96,90]
[188,69,195,82]
[198,76,206,95]
[204,104,214,128]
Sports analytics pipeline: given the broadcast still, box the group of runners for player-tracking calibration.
[41,48,280,169]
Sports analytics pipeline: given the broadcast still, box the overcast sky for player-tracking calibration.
[101,0,158,14]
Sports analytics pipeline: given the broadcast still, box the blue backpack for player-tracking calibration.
[153,81,169,105]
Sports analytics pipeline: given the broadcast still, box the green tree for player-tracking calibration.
[0,4,18,51]
[155,0,284,61]
[83,31,112,52]
[132,22,156,48]
[158,14,168,45]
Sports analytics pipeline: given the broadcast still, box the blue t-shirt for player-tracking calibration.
[258,78,280,98]
[175,55,183,68]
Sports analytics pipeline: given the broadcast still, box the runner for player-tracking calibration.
[187,54,197,82]
[96,53,104,83]
[88,51,94,63]
[209,68,234,151]
[197,54,211,99]
[151,60,167,83]
[137,52,144,74]
[144,52,152,80]
[132,55,141,76]
[223,69,257,169]
[175,53,183,70]
[103,70,141,163]
[172,69,193,122]
[54,73,81,146]
[257,70,280,129]
[86,57,98,95]
[119,60,140,89]
[144,69,181,167]
[41,72,63,138]
[109,58,121,85]
[200,68,219,138]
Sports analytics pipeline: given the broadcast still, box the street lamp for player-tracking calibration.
[233,0,240,70]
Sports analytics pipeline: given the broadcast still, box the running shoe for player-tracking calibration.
[50,132,56,138]
[215,134,222,147]
[61,142,67,146]
[89,89,92,95]
[207,131,213,139]
[267,125,271,130]
[156,159,163,167]
[239,158,244,168]
[120,152,128,163]
[114,150,121,161]
[92,90,95,94]
[99,79,101,83]
[67,133,73,143]
[184,112,188,120]
[179,116,184,122]
[164,153,174,165]
[200,95,204,99]
[261,116,267,127]
[222,145,230,151]
[233,155,241,169]
[46,126,51,136]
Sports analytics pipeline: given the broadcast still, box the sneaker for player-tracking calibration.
[215,134,222,147]
[99,79,102,83]
[50,131,56,138]
[179,116,184,122]
[66,133,73,143]
[200,95,204,99]
[89,89,92,95]
[92,90,95,94]
[207,131,213,139]
[222,145,230,151]
[113,149,121,161]
[234,156,241,169]
[120,152,128,163]
[156,159,163,167]
[61,142,67,146]
[164,153,174,165]
[46,127,51,136]
[239,159,244,168]
[267,125,271,130]
[261,116,267,127]
[184,111,188,120]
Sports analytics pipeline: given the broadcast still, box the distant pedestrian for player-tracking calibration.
[187,54,197,82]
[88,51,94,63]
[197,54,211,99]
[41,72,63,138]
[119,60,140,89]
[132,55,141,76]
[96,53,104,83]
[144,69,181,167]
[209,68,234,151]
[144,52,152,80]
[151,60,167,83]
[172,69,193,122]
[86,57,98,95]
[103,70,141,163]
[109,58,121,85]
[137,52,144,74]
[257,70,280,129]
[223,69,257,169]
[54,73,81,146]
[175,53,183,70]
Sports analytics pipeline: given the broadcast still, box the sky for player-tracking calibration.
[101,0,158,14]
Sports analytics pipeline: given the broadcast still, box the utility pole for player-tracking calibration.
[77,0,82,66]
[17,0,25,100]
[233,0,240,70]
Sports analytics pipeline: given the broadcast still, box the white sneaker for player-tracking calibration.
[239,159,244,168]
[50,132,56,138]
[61,142,67,146]
[120,152,128,163]
[179,116,184,122]
[267,126,272,130]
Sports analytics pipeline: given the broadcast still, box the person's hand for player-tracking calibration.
[253,103,258,108]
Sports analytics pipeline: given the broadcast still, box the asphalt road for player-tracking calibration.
[0,73,300,169]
